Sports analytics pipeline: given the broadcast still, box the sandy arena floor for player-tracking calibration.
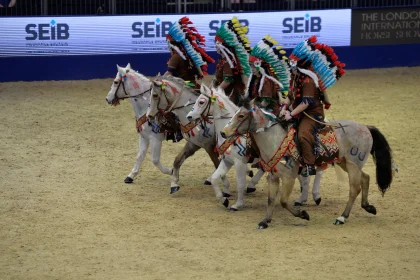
[0,67,420,279]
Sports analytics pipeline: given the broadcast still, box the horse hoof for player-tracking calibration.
[124,177,133,184]
[364,205,377,215]
[246,187,256,193]
[315,197,322,205]
[204,180,211,185]
[300,210,310,221]
[294,201,304,206]
[248,170,254,178]
[333,217,345,225]
[222,192,232,198]
[170,186,180,194]
[229,207,239,212]
[257,221,269,229]
[223,198,229,208]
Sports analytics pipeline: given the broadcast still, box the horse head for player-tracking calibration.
[106,63,150,106]
[147,75,197,119]
[186,83,214,122]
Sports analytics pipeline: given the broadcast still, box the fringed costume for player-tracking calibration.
[246,35,291,116]
[166,16,215,87]
[214,17,252,104]
[284,35,346,176]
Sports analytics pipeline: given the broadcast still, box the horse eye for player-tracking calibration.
[152,94,159,99]
[199,101,205,105]
[238,114,244,119]
[113,81,118,85]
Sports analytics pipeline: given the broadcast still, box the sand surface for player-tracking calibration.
[0,67,419,279]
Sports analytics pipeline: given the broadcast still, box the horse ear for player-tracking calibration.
[126,63,132,69]
[117,65,125,75]
[200,83,210,95]
[152,80,161,87]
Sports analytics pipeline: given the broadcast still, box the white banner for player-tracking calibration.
[0,10,351,57]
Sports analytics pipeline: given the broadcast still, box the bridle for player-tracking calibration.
[152,80,196,117]
[229,106,278,139]
[111,73,152,105]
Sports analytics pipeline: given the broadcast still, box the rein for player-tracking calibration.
[112,73,152,105]
[302,112,346,130]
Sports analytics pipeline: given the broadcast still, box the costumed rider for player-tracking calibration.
[246,35,291,116]
[214,17,252,104]
[164,16,215,142]
[280,35,346,176]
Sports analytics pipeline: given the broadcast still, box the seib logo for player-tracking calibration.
[132,18,172,38]
[282,13,321,33]
[25,20,70,40]
[209,19,249,36]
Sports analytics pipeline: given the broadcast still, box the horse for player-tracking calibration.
[146,75,234,195]
[105,64,214,186]
[221,99,396,228]
[186,84,325,208]
[186,84,265,210]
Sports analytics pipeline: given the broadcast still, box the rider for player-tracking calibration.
[214,16,252,104]
[280,35,346,176]
[246,35,290,116]
[164,16,215,141]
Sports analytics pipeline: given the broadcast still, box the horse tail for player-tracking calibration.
[367,126,393,196]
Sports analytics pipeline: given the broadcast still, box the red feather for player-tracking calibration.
[308,35,317,43]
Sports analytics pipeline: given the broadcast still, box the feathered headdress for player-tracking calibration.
[215,16,252,83]
[289,35,346,92]
[247,35,291,96]
[167,16,215,79]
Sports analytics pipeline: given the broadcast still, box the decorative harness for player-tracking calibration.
[111,73,152,106]
[152,80,209,136]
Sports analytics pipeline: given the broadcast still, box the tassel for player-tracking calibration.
[191,129,195,137]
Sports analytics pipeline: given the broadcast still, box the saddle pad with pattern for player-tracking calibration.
[288,126,340,166]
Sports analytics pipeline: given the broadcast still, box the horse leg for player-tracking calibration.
[257,174,280,229]
[334,160,362,225]
[246,165,254,178]
[312,170,323,205]
[360,171,376,215]
[295,175,309,206]
[170,141,201,194]
[246,168,264,193]
[210,159,233,208]
[204,169,216,185]
[279,176,310,221]
[150,136,172,175]
[204,147,231,195]
[230,160,248,211]
[125,134,149,183]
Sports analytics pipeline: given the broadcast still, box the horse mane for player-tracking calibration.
[212,87,239,113]
[156,74,200,96]
[158,74,185,85]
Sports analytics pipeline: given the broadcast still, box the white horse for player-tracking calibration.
[146,75,235,195]
[186,85,265,210]
[221,100,396,228]
[105,64,215,186]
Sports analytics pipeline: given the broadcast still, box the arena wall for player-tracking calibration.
[1,6,419,82]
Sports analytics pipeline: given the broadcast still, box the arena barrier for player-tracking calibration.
[0,6,419,82]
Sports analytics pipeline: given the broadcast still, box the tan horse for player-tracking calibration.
[221,99,396,228]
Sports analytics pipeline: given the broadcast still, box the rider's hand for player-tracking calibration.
[280,109,288,116]
[284,113,293,121]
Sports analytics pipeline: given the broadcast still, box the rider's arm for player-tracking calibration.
[289,77,316,118]
[218,63,234,90]
[166,53,180,76]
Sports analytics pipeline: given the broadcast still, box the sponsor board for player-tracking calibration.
[0,10,351,57]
